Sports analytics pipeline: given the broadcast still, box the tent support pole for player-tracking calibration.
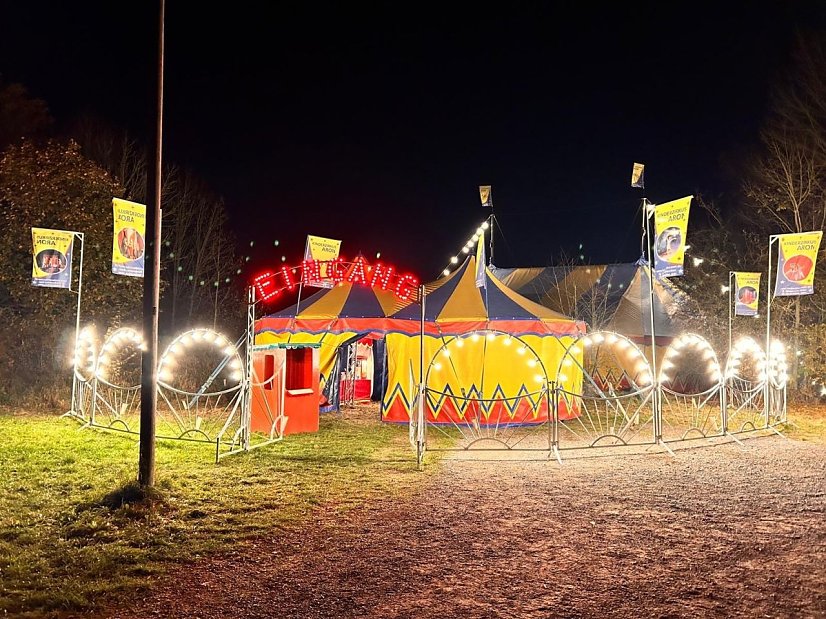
[417,284,426,470]
[489,209,494,266]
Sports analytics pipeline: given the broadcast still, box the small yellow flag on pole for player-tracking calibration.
[479,185,492,207]
[631,163,645,189]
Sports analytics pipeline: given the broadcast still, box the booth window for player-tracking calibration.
[286,348,313,393]
[264,354,275,391]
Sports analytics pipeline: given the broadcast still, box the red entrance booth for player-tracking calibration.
[250,343,321,435]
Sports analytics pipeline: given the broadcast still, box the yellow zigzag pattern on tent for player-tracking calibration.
[381,381,548,421]
[424,383,547,421]
[382,332,583,422]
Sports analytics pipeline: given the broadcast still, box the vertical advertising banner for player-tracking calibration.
[773,230,823,297]
[31,228,74,289]
[112,198,146,277]
[479,185,492,207]
[733,272,761,316]
[653,196,692,277]
[304,235,342,288]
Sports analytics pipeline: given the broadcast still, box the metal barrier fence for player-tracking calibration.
[64,325,788,467]
[414,330,789,468]
[63,326,279,462]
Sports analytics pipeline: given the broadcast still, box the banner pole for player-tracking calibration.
[489,208,494,266]
[728,271,734,356]
[69,232,85,415]
[293,236,310,320]
[642,198,660,441]
[244,285,256,451]
[765,236,777,425]
[417,284,426,469]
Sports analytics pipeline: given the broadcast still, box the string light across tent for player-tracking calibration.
[441,219,490,277]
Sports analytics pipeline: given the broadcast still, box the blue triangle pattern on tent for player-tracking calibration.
[483,273,546,320]
[391,259,472,320]
[266,283,389,319]
[381,381,413,415]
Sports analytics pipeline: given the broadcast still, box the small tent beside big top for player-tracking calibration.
[255,255,586,424]
[490,260,688,369]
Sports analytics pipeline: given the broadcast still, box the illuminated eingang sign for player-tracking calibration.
[254,256,419,302]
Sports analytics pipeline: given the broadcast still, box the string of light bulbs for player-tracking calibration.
[439,219,491,277]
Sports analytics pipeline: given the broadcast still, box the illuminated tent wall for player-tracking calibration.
[491,259,688,367]
[382,255,586,425]
[255,282,415,412]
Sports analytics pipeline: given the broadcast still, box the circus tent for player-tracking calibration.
[490,259,687,343]
[255,282,417,411]
[255,255,585,422]
[381,255,585,424]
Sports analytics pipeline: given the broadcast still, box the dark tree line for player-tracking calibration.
[668,34,826,397]
[0,82,243,404]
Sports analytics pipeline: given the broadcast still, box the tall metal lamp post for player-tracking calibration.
[139,0,165,488]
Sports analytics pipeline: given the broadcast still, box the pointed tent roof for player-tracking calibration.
[269,282,410,320]
[490,259,686,341]
[256,256,584,339]
[392,255,583,336]
[257,281,421,338]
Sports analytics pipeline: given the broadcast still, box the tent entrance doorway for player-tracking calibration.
[340,338,375,407]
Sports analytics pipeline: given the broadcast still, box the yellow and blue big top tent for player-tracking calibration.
[382,255,586,425]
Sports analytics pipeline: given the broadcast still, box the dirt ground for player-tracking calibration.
[104,434,825,619]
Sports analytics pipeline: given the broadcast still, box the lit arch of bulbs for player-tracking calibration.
[573,331,654,389]
[724,337,767,383]
[768,340,788,388]
[95,327,145,385]
[659,333,722,386]
[158,328,244,387]
[73,325,98,382]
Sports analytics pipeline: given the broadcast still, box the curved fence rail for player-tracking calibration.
[64,325,788,467]
[415,331,789,468]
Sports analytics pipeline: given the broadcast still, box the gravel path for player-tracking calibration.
[107,436,825,618]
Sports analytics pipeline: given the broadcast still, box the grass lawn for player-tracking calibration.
[0,402,822,617]
[781,402,826,442]
[0,406,431,617]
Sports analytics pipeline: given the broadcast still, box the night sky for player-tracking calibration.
[2,2,824,281]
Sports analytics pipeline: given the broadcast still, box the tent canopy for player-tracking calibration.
[257,280,419,338]
[392,255,584,336]
[268,282,411,321]
[490,259,686,342]
[254,255,584,417]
